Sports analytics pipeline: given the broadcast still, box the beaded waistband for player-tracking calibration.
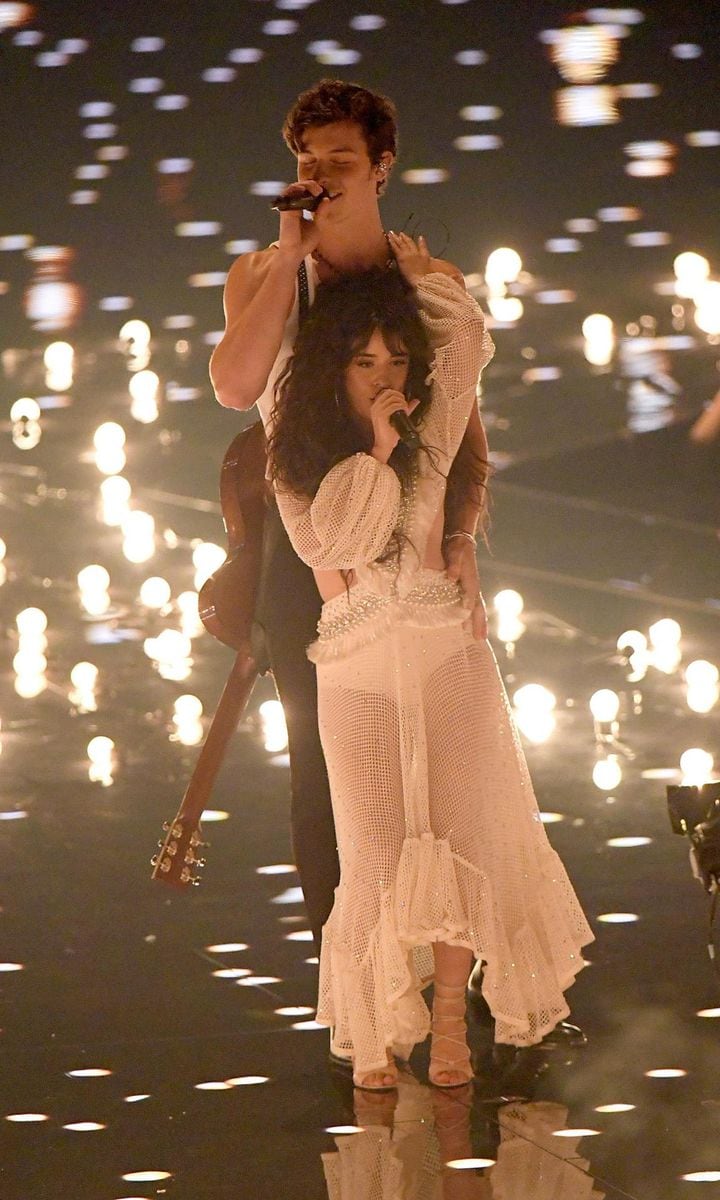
[314,572,462,647]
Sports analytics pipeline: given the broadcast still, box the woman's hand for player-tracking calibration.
[387,231,431,284]
[369,389,420,463]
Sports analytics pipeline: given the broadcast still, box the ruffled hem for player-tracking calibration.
[317,832,593,1075]
[308,599,468,664]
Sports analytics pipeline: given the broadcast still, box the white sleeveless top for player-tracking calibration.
[255,247,318,432]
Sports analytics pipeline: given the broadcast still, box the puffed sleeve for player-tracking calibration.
[414,273,494,461]
[274,452,402,570]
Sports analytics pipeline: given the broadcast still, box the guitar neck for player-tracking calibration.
[176,652,258,825]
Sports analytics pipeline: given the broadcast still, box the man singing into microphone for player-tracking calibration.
[210,77,489,974]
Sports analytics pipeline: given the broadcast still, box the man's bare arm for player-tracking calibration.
[429,258,491,638]
[210,181,329,410]
[446,402,489,537]
[209,248,300,410]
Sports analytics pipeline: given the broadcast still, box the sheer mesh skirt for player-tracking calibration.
[314,573,593,1075]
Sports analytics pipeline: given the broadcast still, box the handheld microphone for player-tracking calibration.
[271,188,329,212]
[390,410,421,450]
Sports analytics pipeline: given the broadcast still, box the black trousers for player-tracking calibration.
[253,502,340,955]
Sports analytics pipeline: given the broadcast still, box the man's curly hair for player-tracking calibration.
[282,79,398,194]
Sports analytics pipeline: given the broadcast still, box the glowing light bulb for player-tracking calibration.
[145,629,192,663]
[174,694,203,721]
[582,312,614,365]
[129,369,159,401]
[487,296,524,323]
[513,684,556,712]
[87,736,114,763]
[15,673,48,698]
[177,590,204,637]
[122,510,156,563]
[493,589,524,617]
[10,397,41,421]
[685,660,719,687]
[139,576,171,608]
[77,564,110,592]
[485,247,522,286]
[617,629,647,654]
[100,475,131,505]
[593,756,622,791]
[673,251,710,299]
[648,618,681,648]
[95,445,127,475]
[43,340,74,390]
[680,748,714,786]
[122,511,155,540]
[16,607,48,635]
[119,318,151,348]
[192,541,226,574]
[129,369,161,422]
[582,313,613,340]
[100,474,132,525]
[192,541,226,589]
[70,662,98,689]
[514,709,556,744]
[93,421,126,451]
[546,24,620,84]
[589,689,620,722]
[13,649,48,675]
[259,699,289,753]
[686,685,719,714]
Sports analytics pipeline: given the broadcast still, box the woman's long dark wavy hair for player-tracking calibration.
[268,266,490,549]
[269,268,431,495]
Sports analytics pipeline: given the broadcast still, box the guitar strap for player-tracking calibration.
[249,259,312,675]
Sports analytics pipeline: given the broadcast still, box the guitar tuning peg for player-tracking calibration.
[195,857,206,869]
[162,821,171,832]
[151,855,158,867]
[157,839,165,849]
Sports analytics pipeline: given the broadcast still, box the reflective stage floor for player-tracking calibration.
[2,338,720,1200]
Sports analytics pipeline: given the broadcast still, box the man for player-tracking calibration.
[210,79,489,957]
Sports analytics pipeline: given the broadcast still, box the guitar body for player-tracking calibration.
[198,419,268,652]
[152,418,270,889]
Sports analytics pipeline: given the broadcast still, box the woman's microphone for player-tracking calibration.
[390,410,421,450]
[271,188,329,212]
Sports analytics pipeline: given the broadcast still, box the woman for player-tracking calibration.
[268,233,593,1091]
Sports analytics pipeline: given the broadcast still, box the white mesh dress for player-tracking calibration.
[274,274,594,1077]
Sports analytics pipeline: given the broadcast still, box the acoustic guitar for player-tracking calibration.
[151,420,268,888]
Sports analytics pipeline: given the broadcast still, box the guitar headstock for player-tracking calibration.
[151,816,209,888]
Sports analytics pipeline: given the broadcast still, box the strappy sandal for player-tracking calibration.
[353,1052,399,1092]
[429,981,474,1089]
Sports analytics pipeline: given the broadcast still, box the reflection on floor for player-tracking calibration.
[1,333,720,1200]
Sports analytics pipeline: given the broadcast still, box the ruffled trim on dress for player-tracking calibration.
[307,598,468,664]
[317,831,593,1075]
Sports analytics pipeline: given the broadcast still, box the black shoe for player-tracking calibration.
[539,1020,587,1050]
[467,962,494,1026]
[328,1049,353,1072]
